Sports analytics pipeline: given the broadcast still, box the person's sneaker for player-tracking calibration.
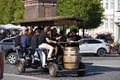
[42,65,45,68]
[35,57,40,61]
[47,58,53,60]
[42,64,47,68]
[26,56,30,59]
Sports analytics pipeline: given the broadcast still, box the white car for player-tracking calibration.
[79,38,109,56]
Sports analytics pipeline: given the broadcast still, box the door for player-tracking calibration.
[79,40,90,53]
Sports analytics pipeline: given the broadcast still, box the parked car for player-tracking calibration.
[0,37,17,64]
[79,38,110,56]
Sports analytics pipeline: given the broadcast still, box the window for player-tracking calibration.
[44,7,51,17]
[105,0,109,9]
[2,39,13,42]
[110,2,114,9]
[105,19,108,28]
[87,40,102,44]
[105,3,109,9]
[110,19,114,30]
[79,40,88,45]
[118,0,120,9]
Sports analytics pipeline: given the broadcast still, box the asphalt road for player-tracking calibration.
[3,54,120,80]
[3,74,49,80]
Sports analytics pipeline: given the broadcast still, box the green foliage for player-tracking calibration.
[0,0,6,24]
[0,0,104,27]
[57,0,104,29]
[13,0,24,20]
[0,0,24,24]
[69,25,78,31]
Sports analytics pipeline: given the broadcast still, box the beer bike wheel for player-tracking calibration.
[49,63,58,77]
[16,59,26,74]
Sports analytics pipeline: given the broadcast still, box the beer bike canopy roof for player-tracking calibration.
[12,16,86,27]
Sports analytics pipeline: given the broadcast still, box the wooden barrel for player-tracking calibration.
[63,47,79,69]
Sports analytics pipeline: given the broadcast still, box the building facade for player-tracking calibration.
[93,0,120,42]
[23,0,57,20]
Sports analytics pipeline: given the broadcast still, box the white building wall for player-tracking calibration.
[114,0,120,42]
[90,0,120,42]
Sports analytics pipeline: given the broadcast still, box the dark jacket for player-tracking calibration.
[51,33,60,41]
[38,30,48,45]
[14,35,21,47]
[15,34,28,48]
[31,34,39,49]
[20,34,27,48]
[26,34,33,47]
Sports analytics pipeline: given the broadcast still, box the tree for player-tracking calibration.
[0,0,24,24]
[0,0,6,24]
[2,0,15,24]
[13,0,24,20]
[57,0,104,29]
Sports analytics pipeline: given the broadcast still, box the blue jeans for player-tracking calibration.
[38,48,46,66]
[33,48,45,66]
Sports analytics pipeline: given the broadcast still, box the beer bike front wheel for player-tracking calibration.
[16,59,26,74]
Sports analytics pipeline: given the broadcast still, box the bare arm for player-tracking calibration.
[46,38,56,44]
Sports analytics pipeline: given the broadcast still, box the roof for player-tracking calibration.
[12,16,86,26]
[23,0,57,3]
[39,0,57,3]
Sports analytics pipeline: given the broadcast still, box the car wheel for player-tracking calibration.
[97,48,106,57]
[7,53,17,65]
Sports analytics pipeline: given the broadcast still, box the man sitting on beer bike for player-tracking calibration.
[66,30,82,48]
[38,27,57,68]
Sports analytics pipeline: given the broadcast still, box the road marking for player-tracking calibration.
[4,73,49,80]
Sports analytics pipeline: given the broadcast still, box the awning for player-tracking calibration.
[115,22,120,26]
[12,16,86,26]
